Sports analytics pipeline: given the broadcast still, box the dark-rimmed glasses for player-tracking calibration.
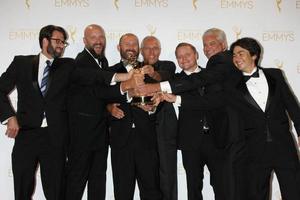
[49,38,69,47]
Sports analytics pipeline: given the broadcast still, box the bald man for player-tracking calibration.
[65,24,130,200]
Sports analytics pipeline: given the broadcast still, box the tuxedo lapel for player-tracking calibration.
[262,69,276,112]
[236,78,262,112]
[31,55,43,98]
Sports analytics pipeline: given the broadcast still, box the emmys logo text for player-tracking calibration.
[297,1,300,9]
[106,30,130,41]
[297,63,300,73]
[135,0,168,8]
[262,31,295,42]
[9,29,39,40]
[177,29,202,41]
[54,0,89,7]
[220,0,254,9]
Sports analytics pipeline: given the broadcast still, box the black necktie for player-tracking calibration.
[243,69,259,82]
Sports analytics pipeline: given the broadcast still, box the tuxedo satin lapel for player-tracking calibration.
[31,55,43,97]
[263,69,276,112]
[236,78,262,111]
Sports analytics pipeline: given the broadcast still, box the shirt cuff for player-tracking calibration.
[174,95,182,107]
[160,81,172,93]
[110,73,117,85]
[2,116,14,125]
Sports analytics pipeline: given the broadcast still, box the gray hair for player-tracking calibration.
[203,28,228,49]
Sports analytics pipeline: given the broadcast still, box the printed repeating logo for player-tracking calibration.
[262,31,295,42]
[106,29,131,41]
[9,28,39,41]
[276,0,282,12]
[135,0,168,8]
[147,25,157,36]
[114,0,120,10]
[220,0,254,9]
[54,0,90,7]
[297,0,300,9]
[25,0,31,9]
[66,25,77,43]
[297,63,300,73]
[177,29,202,41]
[192,0,198,10]
[232,26,242,40]
[274,59,284,69]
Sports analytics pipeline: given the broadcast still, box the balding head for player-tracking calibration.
[118,33,139,61]
[83,24,106,58]
[141,36,161,65]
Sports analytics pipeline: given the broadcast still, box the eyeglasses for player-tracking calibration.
[49,38,69,47]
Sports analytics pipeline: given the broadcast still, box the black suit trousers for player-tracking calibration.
[181,135,226,200]
[111,128,162,200]
[65,147,108,200]
[156,103,178,200]
[12,128,66,200]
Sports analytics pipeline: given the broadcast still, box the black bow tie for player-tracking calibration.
[243,69,259,82]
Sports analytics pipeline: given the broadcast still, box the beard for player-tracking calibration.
[86,44,105,59]
[47,43,63,58]
[86,45,105,60]
[120,49,139,61]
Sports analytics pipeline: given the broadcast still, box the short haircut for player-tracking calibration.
[175,42,197,57]
[141,36,161,49]
[230,37,262,66]
[39,25,68,49]
[203,28,228,49]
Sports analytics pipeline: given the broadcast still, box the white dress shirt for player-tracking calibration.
[244,67,269,112]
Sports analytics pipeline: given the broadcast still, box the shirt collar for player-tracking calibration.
[40,53,53,65]
[184,66,201,75]
[243,67,258,76]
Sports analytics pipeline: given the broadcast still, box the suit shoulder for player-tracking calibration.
[13,55,36,61]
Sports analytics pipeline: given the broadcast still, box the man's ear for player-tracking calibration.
[117,44,120,52]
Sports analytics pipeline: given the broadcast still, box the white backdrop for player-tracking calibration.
[1,0,300,199]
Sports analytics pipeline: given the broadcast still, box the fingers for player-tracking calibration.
[161,93,176,103]
[111,103,125,119]
[6,117,20,138]
[141,65,154,75]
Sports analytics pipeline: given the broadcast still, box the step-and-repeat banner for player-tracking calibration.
[1,0,299,199]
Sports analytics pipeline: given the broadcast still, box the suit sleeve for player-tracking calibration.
[169,70,222,94]
[157,61,176,81]
[278,70,300,136]
[93,83,126,103]
[71,60,115,86]
[0,57,18,122]
[180,83,225,110]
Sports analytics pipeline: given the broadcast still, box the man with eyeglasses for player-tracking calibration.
[0,25,73,200]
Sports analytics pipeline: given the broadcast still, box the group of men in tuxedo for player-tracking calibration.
[0,24,299,200]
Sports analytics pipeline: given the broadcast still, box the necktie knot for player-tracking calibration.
[243,69,259,82]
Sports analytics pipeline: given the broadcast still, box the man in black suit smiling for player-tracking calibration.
[227,37,300,200]
[0,25,73,200]
[65,25,141,200]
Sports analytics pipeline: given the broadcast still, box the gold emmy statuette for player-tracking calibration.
[128,56,153,106]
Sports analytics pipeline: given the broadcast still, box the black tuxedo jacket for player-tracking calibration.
[174,69,226,150]
[226,67,300,164]
[169,50,238,94]
[143,60,176,82]
[0,55,74,147]
[67,49,125,150]
[107,62,158,149]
